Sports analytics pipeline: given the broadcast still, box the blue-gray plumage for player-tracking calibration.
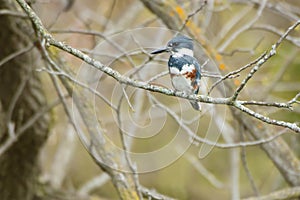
[151,35,202,110]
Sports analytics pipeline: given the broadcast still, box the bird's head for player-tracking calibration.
[151,35,194,56]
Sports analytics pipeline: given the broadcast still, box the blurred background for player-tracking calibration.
[3,0,300,199]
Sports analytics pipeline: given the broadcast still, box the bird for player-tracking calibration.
[151,35,202,111]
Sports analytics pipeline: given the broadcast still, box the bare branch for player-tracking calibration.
[218,0,267,52]
[242,186,300,200]
[78,173,110,195]
[0,98,61,157]
[140,186,176,200]
[147,71,169,83]
[36,68,117,110]
[51,28,136,67]
[16,0,300,134]
[179,0,207,31]
[234,103,299,132]
[102,0,117,32]
[240,0,300,21]
[6,74,28,124]
[240,126,260,196]
[231,19,300,100]
[220,37,264,56]
[251,24,300,47]
[116,92,142,199]
[0,44,33,68]
[8,0,300,199]
[239,101,292,109]
[288,92,300,106]
[149,94,290,148]
[208,52,266,95]
[0,9,27,18]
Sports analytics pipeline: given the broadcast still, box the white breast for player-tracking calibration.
[171,75,193,93]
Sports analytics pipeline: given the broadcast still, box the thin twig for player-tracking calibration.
[78,173,110,195]
[220,37,264,56]
[149,94,289,148]
[121,84,135,112]
[208,52,266,95]
[0,9,27,18]
[6,74,29,124]
[251,24,300,47]
[38,40,90,146]
[51,28,136,67]
[239,100,292,109]
[288,92,300,105]
[231,20,300,101]
[0,98,62,156]
[261,49,299,98]
[0,44,33,68]
[37,68,117,110]
[116,92,143,199]
[240,126,260,196]
[147,71,169,83]
[102,0,117,32]
[179,1,207,31]
[140,186,176,200]
[214,6,252,46]
[218,0,267,52]
[242,186,300,200]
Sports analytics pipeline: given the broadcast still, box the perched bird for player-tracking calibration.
[151,35,202,110]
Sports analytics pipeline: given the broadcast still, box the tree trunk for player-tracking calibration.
[0,1,50,199]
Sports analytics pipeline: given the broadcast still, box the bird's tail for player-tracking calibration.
[189,100,201,111]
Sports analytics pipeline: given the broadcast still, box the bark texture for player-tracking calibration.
[0,1,50,199]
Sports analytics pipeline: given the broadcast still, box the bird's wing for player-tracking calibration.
[181,55,201,94]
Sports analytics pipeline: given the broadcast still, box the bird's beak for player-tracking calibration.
[150,47,169,54]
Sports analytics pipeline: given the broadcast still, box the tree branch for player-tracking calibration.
[15,0,300,133]
[140,0,300,187]
[242,186,300,200]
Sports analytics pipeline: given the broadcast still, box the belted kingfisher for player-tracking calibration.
[151,35,201,110]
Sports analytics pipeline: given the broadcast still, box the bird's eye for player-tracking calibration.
[173,42,179,46]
